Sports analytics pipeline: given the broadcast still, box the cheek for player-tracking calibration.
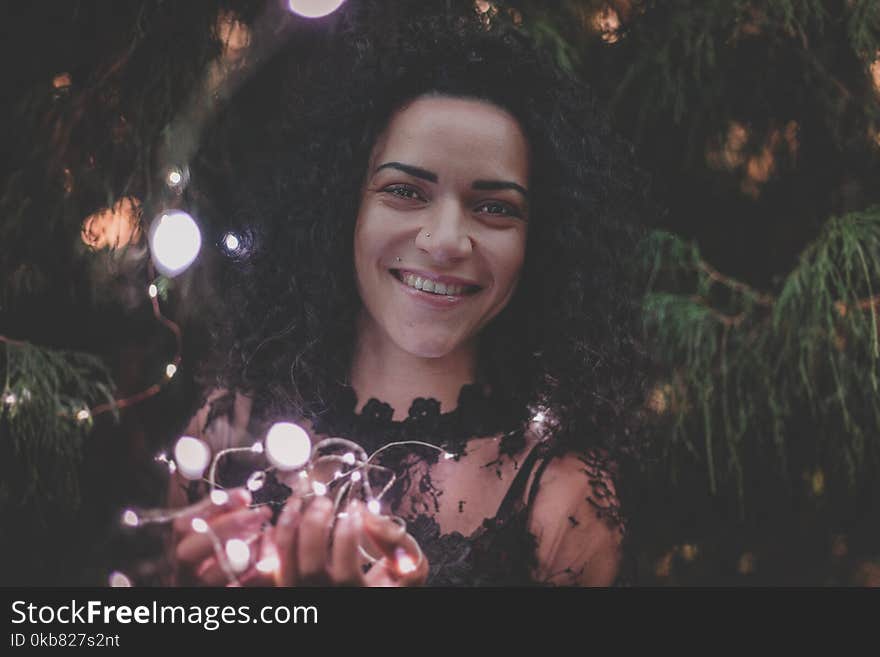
[353,213,380,278]
[494,233,528,291]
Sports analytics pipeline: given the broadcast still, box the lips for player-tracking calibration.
[390,269,482,297]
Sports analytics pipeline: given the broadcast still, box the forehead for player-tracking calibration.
[370,96,530,180]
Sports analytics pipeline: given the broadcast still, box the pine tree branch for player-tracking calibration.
[696,260,776,306]
[0,334,28,348]
[834,294,880,317]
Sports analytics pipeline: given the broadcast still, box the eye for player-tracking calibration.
[475,200,521,218]
[382,184,426,202]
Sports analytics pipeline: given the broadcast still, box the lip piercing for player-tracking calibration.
[396,256,402,262]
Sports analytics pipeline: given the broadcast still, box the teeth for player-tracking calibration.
[398,272,468,296]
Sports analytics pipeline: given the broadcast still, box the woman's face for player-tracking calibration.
[354,95,530,359]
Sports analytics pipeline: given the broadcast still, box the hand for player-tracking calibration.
[273,496,428,587]
[171,488,273,586]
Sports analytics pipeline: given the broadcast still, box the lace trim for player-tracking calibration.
[310,382,526,456]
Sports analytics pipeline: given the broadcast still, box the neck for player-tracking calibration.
[350,313,477,420]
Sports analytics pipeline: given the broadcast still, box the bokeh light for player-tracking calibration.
[148,211,202,276]
[108,571,132,587]
[225,538,251,573]
[173,436,211,480]
[287,0,346,19]
[264,422,311,470]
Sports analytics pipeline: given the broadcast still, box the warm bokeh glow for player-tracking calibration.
[706,120,799,198]
[871,52,880,95]
[592,6,622,43]
[81,197,142,250]
[216,11,250,63]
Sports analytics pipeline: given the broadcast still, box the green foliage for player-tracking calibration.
[1,340,116,515]
[641,206,880,514]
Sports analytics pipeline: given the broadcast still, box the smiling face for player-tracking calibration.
[354,95,530,360]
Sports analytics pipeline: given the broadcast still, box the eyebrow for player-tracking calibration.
[472,179,529,198]
[374,161,438,183]
[375,161,529,198]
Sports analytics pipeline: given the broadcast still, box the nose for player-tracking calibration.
[414,198,473,263]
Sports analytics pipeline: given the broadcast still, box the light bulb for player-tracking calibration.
[367,499,380,515]
[312,481,327,496]
[165,166,189,190]
[75,408,91,422]
[122,509,139,527]
[210,489,229,505]
[287,0,346,19]
[108,571,132,587]
[191,518,209,533]
[225,539,251,574]
[165,363,177,379]
[351,471,362,483]
[342,452,355,465]
[250,442,264,454]
[247,471,266,492]
[173,436,211,480]
[223,232,240,251]
[148,210,202,276]
[148,283,158,298]
[264,422,311,470]
[394,547,417,575]
[256,555,280,574]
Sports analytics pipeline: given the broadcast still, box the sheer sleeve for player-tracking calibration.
[182,389,254,451]
[166,389,255,508]
[527,451,624,586]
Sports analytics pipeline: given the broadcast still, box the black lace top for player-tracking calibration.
[197,384,627,586]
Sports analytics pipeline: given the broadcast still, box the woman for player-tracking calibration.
[170,1,647,587]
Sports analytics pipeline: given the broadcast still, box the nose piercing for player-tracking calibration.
[425,233,431,238]
[396,256,402,262]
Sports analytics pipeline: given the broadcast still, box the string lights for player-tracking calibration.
[114,422,452,586]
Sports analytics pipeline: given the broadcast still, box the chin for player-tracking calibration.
[397,331,461,359]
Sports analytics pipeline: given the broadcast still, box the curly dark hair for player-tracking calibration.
[191,1,649,490]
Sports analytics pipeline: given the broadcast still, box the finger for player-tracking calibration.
[363,514,427,587]
[197,532,265,586]
[329,502,365,586]
[236,566,277,587]
[362,540,428,587]
[238,535,281,587]
[362,510,406,554]
[176,506,270,568]
[392,533,429,586]
[297,496,334,584]
[172,488,252,534]
[274,496,303,586]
